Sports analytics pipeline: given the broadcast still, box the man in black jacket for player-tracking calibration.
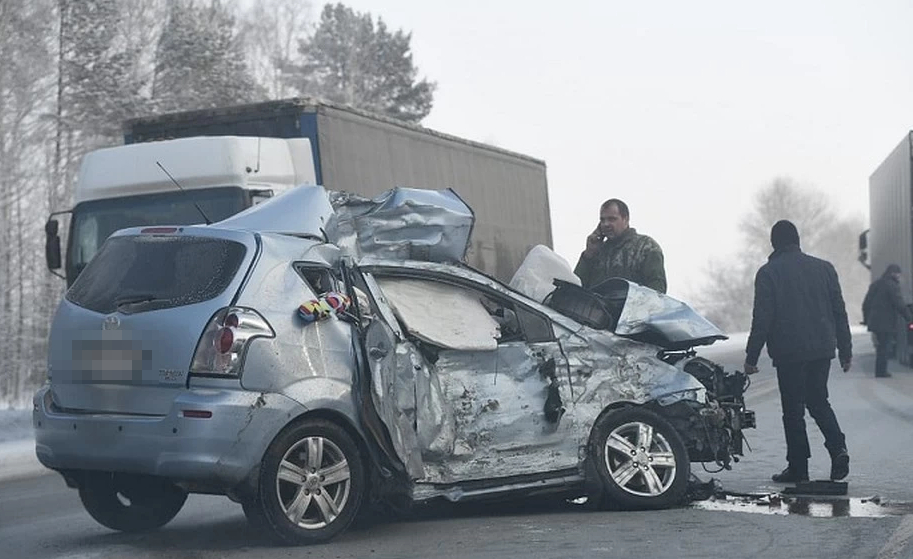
[744,220,851,483]
[862,263,912,378]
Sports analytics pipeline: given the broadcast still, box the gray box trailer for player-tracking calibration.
[125,98,553,282]
[868,131,913,364]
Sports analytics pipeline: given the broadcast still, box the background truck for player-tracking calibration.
[46,135,315,285]
[863,130,913,364]
[47,98,552,286]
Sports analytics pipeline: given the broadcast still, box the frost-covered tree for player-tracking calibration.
[0,0,57,406]
[240,0,312,99]
[288,3,435,122]
[153,0,263,112]
[692,178,868,332]
[59,0,149,144]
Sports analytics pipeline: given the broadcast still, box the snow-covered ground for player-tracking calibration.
[0,408,33,444]
[0,408,41,482]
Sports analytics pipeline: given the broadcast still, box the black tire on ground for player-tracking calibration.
[588,407,690,510]
[241,497,270,533]
[252,418,366,545]
[77,472,188,532]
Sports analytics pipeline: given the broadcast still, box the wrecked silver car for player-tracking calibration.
[33,186,754,545]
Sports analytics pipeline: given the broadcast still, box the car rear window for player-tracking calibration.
[67,235,247,314]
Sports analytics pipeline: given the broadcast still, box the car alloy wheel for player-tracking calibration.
[603,420,677,497]
[588,407,689,509]
[275,436,352,529]
[253,418,365,545]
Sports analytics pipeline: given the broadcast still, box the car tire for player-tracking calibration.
[242,497,270,533]
[253,418,366,545]
[588,407,690,510]
[77,472,188,532]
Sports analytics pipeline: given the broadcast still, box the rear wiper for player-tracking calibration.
[115,294,164,310]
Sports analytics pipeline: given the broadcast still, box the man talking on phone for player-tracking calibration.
[573,198,667,293]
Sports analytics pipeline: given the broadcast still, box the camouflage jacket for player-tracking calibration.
[573,228,667,293]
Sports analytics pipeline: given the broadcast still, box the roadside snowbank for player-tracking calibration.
[0,408,33,443]
[0,408,41,481]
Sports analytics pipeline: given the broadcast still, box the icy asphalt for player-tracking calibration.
[0,408,39,483]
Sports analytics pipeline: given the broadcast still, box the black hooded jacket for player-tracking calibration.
[745,245,852,367]
[862,270,912,333]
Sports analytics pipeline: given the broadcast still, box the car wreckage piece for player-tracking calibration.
[33,185,754,546]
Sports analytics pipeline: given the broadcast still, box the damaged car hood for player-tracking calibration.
[612,280,727,348]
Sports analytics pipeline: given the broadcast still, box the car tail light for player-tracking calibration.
[218,328,234,353]
[190,307,274,377]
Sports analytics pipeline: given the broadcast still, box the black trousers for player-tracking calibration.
[874,331,895,377]
[776,358,846,470]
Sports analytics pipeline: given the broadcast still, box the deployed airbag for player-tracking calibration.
[376,278,500,351]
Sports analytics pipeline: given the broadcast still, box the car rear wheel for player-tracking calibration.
[78,472,188,532]
[588,407,689,509]
[250,418,365,545]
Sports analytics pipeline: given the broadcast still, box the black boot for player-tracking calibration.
[771,466,809,483]
[830,451,850,481]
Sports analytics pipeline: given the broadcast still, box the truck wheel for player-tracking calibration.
[253,418,365,545]
[78,472,187,532]
[588,407,689,509]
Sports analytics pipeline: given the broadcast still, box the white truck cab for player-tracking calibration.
[47,136,316,285]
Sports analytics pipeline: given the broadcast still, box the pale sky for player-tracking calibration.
[339,0,913,298]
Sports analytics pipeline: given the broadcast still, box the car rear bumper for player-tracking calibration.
[32,385,307,489]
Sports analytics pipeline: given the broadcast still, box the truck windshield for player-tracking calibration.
[67,186,247,284]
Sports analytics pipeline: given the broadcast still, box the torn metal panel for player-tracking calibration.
[215,185,334,239]
[413,349,456,459]
[329,188,474,263]
[377,277,500,351]
[564,328,706,402]
[555,326,707,436]
[364,320,425,479]
[361,274,404,340]
[299,242,342,269]
[412,471,586,502]
[613,280,727,346]
[415,342,580,484]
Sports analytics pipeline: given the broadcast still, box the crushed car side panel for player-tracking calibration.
[416,342,579,483]
[361,271,581,485]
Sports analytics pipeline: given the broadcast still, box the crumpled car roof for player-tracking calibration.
[214,185,726,347]
[213,185,474,264]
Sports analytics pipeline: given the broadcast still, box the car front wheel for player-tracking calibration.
[589,407,689,509]
[78,472,187,532]
[250,418,366,545]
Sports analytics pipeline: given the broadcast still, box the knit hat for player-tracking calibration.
[770,220,800,250]
[885,263,901,275]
